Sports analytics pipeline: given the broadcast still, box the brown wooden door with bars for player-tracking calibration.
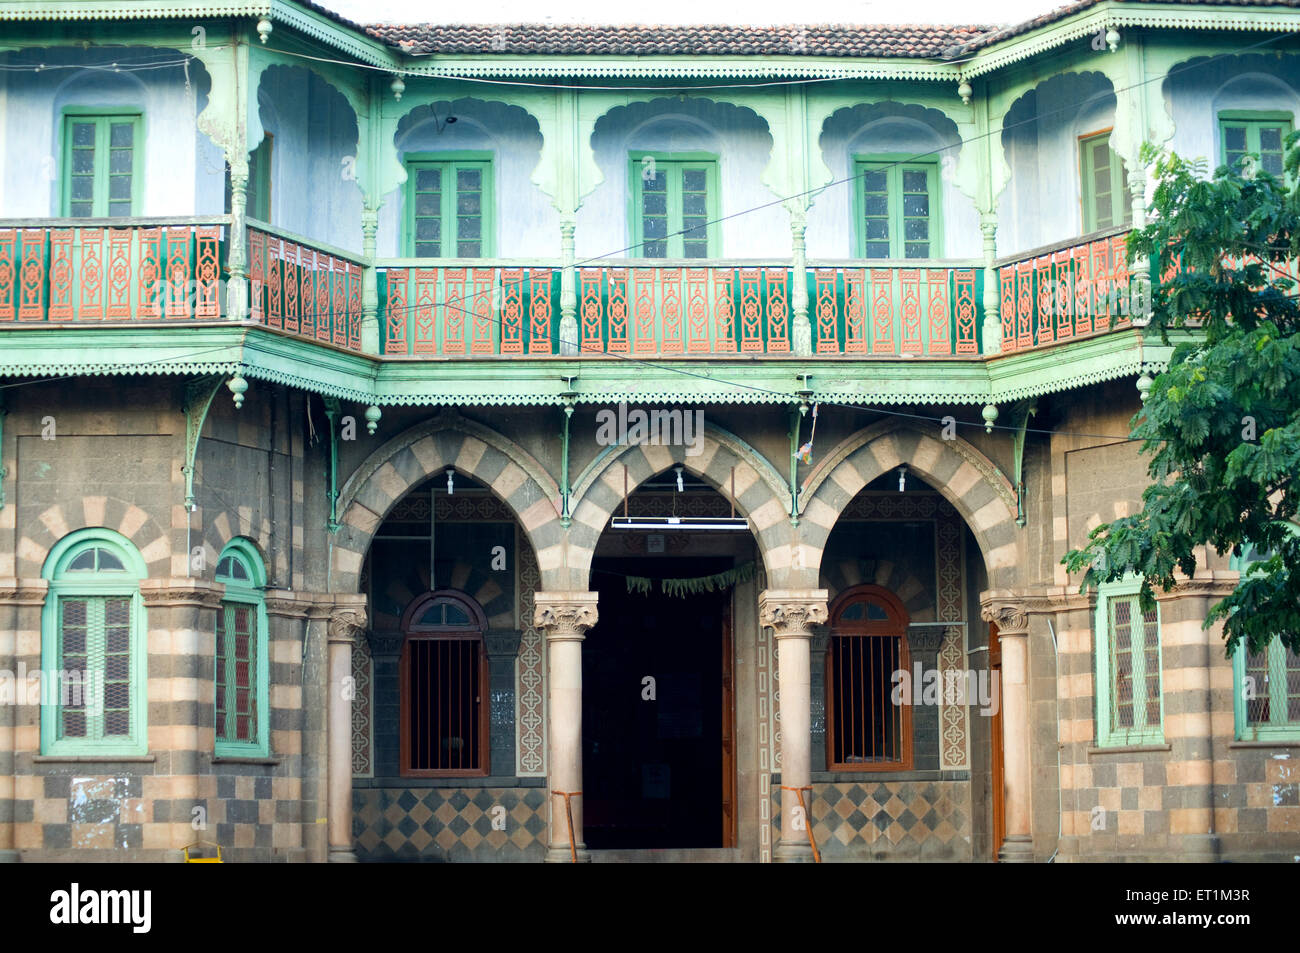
[989,621,1006,859]
[721,598,736,848]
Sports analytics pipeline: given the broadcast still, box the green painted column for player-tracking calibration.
[559,219,578,356]
[981,212,1001,353]
[790,209,811,356]
[360,206,380,355]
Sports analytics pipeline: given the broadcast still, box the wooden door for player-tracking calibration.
[720,597,737,847]
[989,622,1006,859]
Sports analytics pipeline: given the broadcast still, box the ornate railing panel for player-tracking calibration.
[0,219,226,323]
[248,223,364,351]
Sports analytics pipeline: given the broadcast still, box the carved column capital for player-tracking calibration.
[758,589,829,639]
[980,591,1030,637]
[533,591,599,642]
[327,606,368,645]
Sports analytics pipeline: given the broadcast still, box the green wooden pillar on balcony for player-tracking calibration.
[360,206,380,354]
[789,207,811,356]
[193,30,252,321]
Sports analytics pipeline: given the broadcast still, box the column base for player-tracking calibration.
[997,834,1034,863]
[328,846,359,863]
[544,843,591,863]
[773,841,815,863]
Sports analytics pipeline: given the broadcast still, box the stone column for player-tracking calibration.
[534,591,598,862]
[760,588,829,863]
[483,629,523,778]
[981,596,1033,862]
[327,603,366,863]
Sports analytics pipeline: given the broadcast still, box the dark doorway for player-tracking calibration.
[584,556,732,849]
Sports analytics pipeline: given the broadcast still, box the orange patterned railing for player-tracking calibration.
[809,264,981,356]
[381,264,558,356]
[997,228,1133,353]
[248,223,364,351]
[0,219,226,322]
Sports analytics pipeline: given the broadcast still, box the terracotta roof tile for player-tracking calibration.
[363,23,995,59]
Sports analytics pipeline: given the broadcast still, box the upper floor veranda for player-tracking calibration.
[1,0,1297,409]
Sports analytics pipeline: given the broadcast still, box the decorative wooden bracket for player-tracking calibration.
[1011,402,1037,528]
[324,397,342,534]
[181,375,224,512]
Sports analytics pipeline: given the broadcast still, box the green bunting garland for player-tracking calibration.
[625,560,756,598]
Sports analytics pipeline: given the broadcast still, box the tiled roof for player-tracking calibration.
[363,23,996,59]
[948,0,1300,56]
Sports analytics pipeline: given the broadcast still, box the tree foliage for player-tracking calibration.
[1061,135,1300,657]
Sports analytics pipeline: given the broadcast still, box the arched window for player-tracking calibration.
[400,590,488,777]
[215,540,270,758]
[825,585,912,771]
[1230,542,1300,741]
[41,528,148,756]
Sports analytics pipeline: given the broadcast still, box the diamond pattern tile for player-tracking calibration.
[353,787,547,861]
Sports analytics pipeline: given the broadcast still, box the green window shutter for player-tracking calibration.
[214,541,270,757]
[41,530,147,756]
[855,159,941,259]
[405,157,494,258]
[1096,581,1164,747]
[1079,132,1132,233]
[62,113,140,217]
[631,156,719,259]
[1220,114,1293,179]
[217,601,258,745]
[1234,640,1300,741]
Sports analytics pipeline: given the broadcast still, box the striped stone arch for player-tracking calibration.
[565,424,795,589]
[16,497,171,579]
[799,421,1021,590]
[820,557,937,623]
[330,412,561,593]
[195,511,278,584]
[370,554,515,633]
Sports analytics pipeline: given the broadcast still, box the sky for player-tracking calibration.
[315,0,1072,26]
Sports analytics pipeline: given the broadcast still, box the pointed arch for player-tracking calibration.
[330,413,560,593]
[800,421,1021,590]
[565,423,797,589]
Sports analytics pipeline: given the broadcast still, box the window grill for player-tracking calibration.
[825,585,912,771]
[1109,596,1161,735]
[400,591,489,776]
[216,602,257,744]
[59,596,131,740]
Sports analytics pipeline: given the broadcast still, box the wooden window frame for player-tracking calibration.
[214,539,270,759]
[402,152,495,259]
[1078,128,1133,234]
[40,528,148,757]
[1218,110,1294,181]
[399,589,490,778]
[824,584,913,772]
[852,155,942,260]
[60,108,144,218]
[1230,542,1300,741]
[628,152,721,259]
[1095,576,1165,748]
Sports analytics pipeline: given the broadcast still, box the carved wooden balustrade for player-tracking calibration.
[0,217,227,322]
[1,218,1154,363]
[247,221,365,351]
[996,226,1136,353]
